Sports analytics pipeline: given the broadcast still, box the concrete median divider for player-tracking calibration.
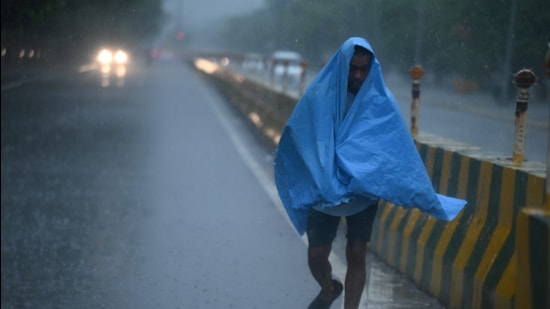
[516,209,549,309]
[372,137,546,309]
[191,57,548,309]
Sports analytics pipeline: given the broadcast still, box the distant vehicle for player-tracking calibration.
[96,48,129,73]
[95,47,130,87]
[269,50,304,90]
[97,48,128,65]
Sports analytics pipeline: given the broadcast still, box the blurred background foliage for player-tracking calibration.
[1,0,548,97]
[1,0,163,60]
[216,0,549,98]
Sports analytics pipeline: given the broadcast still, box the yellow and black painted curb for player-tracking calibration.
[516,209,549,309]
[371,135,546,309]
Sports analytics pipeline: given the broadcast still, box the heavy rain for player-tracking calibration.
[2,1,549,308]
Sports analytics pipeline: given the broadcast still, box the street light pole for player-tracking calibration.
[414,0,426,65]
[177,0,184,30]
[501,0,517,100]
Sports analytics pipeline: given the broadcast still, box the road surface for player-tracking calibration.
[1,59,443,308]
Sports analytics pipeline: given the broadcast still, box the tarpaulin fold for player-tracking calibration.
[274,37,466,235]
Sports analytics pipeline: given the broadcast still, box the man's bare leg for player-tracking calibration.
[344,240,367,308]
[308,244,337,302]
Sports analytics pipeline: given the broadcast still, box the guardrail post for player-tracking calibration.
[269,58,276,85]
[263,57,269,82]
[409,65,424,137]
[282,59,289,93]
[512,68,537,164]
[299,60,308,96]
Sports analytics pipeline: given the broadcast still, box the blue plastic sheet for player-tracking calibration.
[274,37,466,235]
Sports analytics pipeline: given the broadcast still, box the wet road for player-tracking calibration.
[1,60,443,308]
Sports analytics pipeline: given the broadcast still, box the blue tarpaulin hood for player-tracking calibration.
[274,37,466,235]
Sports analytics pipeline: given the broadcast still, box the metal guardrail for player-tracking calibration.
[194,52,309,97]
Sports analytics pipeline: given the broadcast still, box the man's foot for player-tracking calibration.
[307,279,343,309]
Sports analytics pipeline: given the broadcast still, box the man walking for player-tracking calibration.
[274,37,465,308]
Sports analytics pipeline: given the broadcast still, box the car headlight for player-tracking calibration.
[97,49,113,64]
[114,50,128,64]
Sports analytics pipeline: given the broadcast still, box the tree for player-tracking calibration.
[1,0,163,57]
[215,0,549,97]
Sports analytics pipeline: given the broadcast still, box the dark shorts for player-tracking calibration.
[306,203,379,248]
